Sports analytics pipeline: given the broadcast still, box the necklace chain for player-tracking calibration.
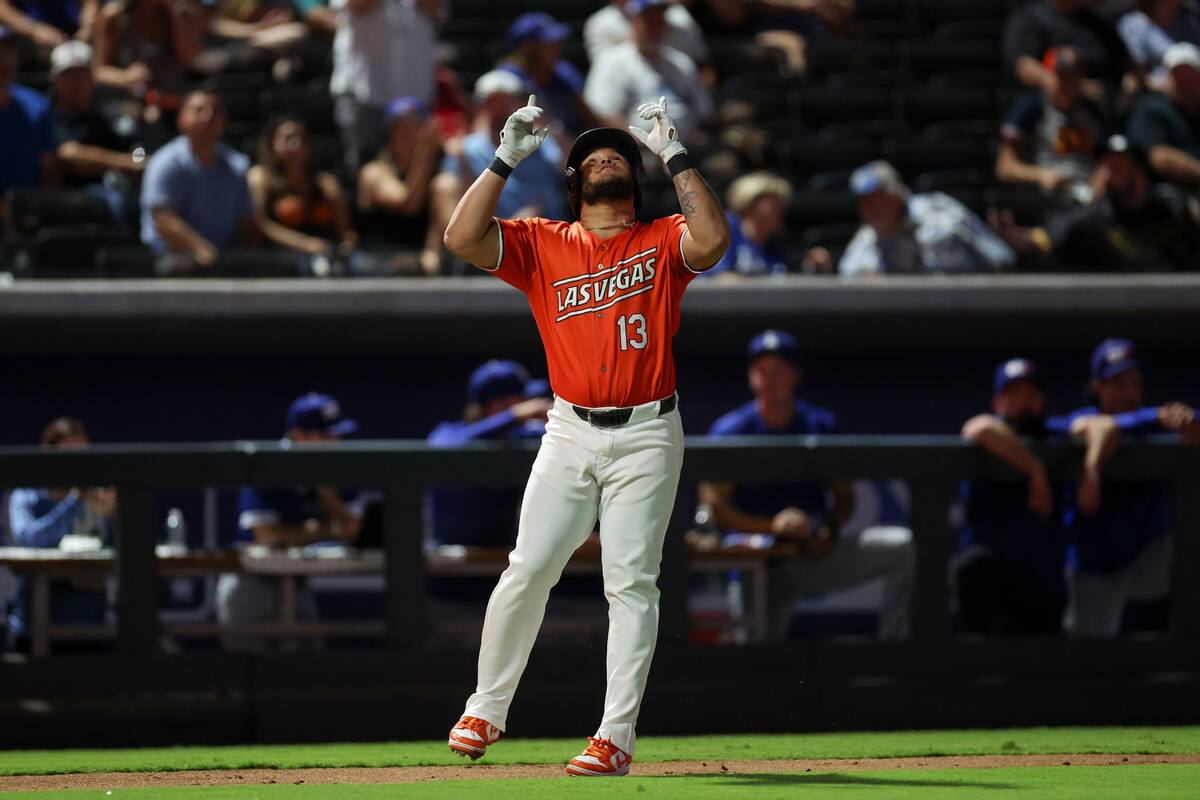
[582,220,634,232]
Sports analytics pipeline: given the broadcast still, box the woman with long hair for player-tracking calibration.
[247,116,356,257]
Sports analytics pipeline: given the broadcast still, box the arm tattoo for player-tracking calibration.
[676,171,698,217]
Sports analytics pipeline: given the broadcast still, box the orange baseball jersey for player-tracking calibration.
[486,214,701,408]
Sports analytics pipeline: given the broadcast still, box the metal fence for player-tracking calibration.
[1,435,1197,655]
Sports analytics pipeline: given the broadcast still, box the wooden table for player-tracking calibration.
[0,542,791,655]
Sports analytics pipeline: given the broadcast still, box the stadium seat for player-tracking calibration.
[985,184,1062,226]
[792,87,894,128]
[260,85,336,134]
[708,37,790,78]
[214,248,307,278]
[29,225,139,277]
[898,85,995,128]
[915,0,1008,24]
[806,169,854,192]
[893,128,994,175]
[933,20,1005,40]
[911,168,990,213]
[789,190,859,226]
[926,69,1003,89]
[791,134,891,178]
[801,222,860,263]
[807,39,898,80]
[902,39,1001,79]
[94,244,157,278]
[4,187,113,234]
[824,70,902,90]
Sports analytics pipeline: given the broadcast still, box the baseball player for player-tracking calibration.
[442,94,730,776]
[957,358,1118,635]
[1062,339,1199,637]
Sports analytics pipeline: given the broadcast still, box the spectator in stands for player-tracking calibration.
[995,46,1108,208]
[702,170,790,278]
[584,0,713,87]
[585,0,713,142]
[49,40,144,224]
[1062,338,1199,637]
[1119,0,1200,89]
[7,417,115,651]
[293,0,335,36]
[194,1,312,81]
[1128,41,1200,189]
[247,116,356,259]
[838,161,1015,276]
[696,0,852,76]
[217,392,363,652]
[1003,0,1137,102]
[357,96,456,274]
[140,89,258,269]
[330,0,440,171]
[93,0,204,96]
[0,28,59,195]
[0,0,97,48]
[439,70,567,222]
[957,358,1119,636]
[426,361,551,549]
[496,12,602,138]
[698,330,914,641]
[989,134,1200,270]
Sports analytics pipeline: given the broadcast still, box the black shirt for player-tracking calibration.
[1003,1,1130,87]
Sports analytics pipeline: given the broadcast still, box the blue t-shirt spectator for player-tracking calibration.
[7,488,111,639]
[958,416,1072,593]
[139,135,252,252]
[442,131,566,221]
[426,410,546,547]
[0,84,56,194]
[707,399,838,524]
[1060,405,1178,574]
[497,61,589,137]
[705,210,787,277]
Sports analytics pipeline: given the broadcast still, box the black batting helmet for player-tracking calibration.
[563,127,644,220]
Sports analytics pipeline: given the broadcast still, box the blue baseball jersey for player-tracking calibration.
[426,410,546,547]
[958,415,1072,592]
[707,400,838,522]
[1061,405,1177,573]
[235,485,356,545]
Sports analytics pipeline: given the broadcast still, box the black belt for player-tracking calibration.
[572,393,677,428]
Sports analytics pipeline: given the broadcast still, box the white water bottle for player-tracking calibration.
[165,508,187,549]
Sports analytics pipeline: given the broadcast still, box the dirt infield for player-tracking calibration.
[2,753,1198,791]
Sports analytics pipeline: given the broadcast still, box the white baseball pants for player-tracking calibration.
[1065,532,1171,637]
[463,395,684,756]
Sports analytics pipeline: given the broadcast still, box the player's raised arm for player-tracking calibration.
[629,97,730,270]
[444,94,549,267]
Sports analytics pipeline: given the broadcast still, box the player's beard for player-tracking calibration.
[1006,411,1047,437]
[581,172,636,206]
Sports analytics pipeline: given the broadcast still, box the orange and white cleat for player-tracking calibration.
[565,736,632,776]
[448,715,501,760]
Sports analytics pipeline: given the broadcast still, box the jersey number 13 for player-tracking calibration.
[617,314,647,351]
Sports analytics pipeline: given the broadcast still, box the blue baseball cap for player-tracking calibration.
[286,392,358,436]
[384,96,428,124]
[625,0,669,15]
[468,360,531,405]
[748,329,801,367]
[507,12,570,45]
[1090,338,1140,380]
[524,378,552,400]
[993,358,1042,394]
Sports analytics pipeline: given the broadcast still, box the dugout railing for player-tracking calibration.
[0,435,1197,654]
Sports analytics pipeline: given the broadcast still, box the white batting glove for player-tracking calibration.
[628,96,687,164]
[495,94,549,168]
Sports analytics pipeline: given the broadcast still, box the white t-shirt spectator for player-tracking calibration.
[839,192,1016,276]
[1118,7,1200,83]
[330,0,438,108]
[584,41,712,140]
[583,3,709,67]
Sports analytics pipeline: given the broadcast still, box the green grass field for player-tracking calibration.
[1,726,1197,798]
